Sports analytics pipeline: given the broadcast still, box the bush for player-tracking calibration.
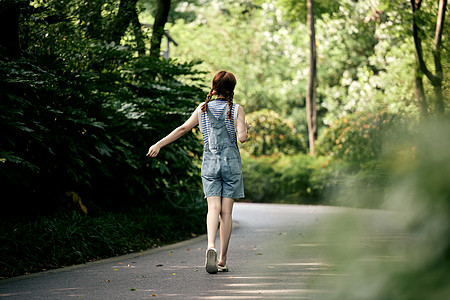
[241,109,307,156]
[241,150,391,208]
[315,110,406,163]
[0,203,206,278]
[241,152,332,204]
[0,55,205,215]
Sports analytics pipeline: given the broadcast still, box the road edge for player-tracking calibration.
[1,221,241,284]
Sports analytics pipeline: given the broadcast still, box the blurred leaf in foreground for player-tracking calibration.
[318,117,450,300]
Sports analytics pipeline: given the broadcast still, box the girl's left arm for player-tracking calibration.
[146,107,200,157]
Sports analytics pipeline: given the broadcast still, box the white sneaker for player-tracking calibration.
[205,248,218,274]
[217,263,228,272]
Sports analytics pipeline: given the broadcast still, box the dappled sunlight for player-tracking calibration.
[292,244,325,247]
[198,297,262,300]
[271,262,327,266]
[198,289,326,299]
[217,289,326,294]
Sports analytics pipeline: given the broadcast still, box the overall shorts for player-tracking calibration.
[201,107,245,199]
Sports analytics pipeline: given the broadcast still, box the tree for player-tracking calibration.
[106,0,140,44]
[410,0,447,115]
[306,0,317,154]
[150,0,171,57]
[276,0,339,154]
[169,1,304,125]
[131,7,146,56]
[0,0,23,57]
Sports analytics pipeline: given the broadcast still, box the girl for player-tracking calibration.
[147,71,250,274]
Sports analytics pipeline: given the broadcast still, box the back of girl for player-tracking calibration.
[147,70,251,274]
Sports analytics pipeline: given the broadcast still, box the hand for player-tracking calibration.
[245,121,251,131]
[146,144,161,157]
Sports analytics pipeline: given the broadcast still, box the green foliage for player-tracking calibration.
[0,54,204,214]
[241,109,307,156]
[241,152,332,204]
[0,203,206,278]
[241,151,390,208]
[315,1,420,124]
[168,0,310,133]
[167,0,448,138]
[0,0,207,216]
[315,110,407,163]
[275,0,340,21]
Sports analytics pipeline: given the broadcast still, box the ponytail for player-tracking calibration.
[202,89,214,112]
[226,91,234,120]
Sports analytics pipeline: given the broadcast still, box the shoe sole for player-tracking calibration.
[218,265,228,272]
[205,249,218,274]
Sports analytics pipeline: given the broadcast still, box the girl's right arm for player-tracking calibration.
[146,106,200,157]
[236,105,251,143]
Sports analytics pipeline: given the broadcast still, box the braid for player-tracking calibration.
[202,89,214,112]
[227,91,234,120]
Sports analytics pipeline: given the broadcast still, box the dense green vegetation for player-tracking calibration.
[0,205,204,278]
[0,0,448,287]
[0,0,207,278]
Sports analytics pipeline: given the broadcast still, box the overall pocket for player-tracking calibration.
[201,152,220,178]
[225,157,242,176]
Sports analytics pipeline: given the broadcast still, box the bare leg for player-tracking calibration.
[206,196,221,249]
[218,197,234,266]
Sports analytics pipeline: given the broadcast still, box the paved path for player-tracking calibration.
[0,203,409,299]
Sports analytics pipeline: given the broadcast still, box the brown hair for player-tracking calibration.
[201,71,236,120]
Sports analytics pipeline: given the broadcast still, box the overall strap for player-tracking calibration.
[206,105,229,124]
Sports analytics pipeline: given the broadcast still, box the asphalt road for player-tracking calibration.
[0,203,410,299]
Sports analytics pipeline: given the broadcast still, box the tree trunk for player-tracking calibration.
[414,64,428,118]
[106,0,139,44]
[0,1,22,57]
[410,0,447,114]
[150,0,171,58]
[131,8,146,56]
[306,0,317,155]
[432,0,446,113]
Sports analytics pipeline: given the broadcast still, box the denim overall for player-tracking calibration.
[201,106,244,199]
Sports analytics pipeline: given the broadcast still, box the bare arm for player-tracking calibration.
[236,105,251,143]
[146,107,199,157]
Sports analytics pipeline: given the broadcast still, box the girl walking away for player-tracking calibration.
[147,71,251,274]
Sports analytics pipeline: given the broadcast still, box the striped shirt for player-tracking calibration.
[198,99,239,146]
